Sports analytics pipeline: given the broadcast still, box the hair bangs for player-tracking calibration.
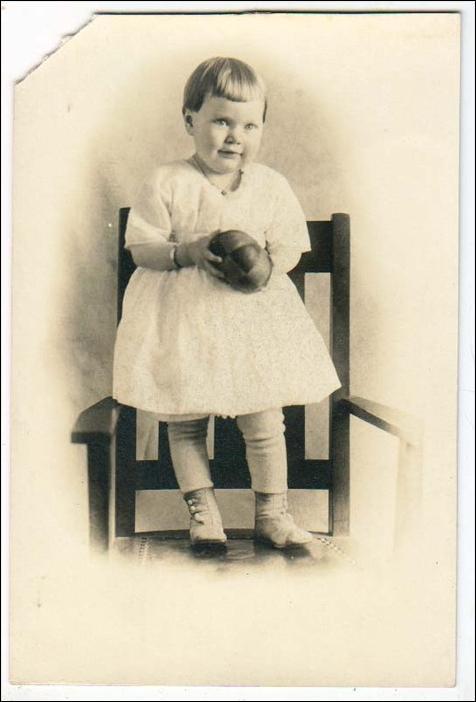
[214,61,266,105]
[183,57,267,118]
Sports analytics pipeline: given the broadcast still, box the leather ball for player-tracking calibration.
[209,230,273,293]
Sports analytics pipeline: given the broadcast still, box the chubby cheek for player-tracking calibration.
[243,135,262,160]
[206,127,226,149]
[194,128,219,153]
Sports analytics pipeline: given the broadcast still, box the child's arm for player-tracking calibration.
[129,235,224,279]
[129,241,176,271]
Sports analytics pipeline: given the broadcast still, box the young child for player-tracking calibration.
[113,57,341,548]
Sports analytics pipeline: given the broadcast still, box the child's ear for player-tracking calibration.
[183,111,194,135]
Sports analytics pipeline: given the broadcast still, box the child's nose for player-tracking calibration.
[225,127,242,144]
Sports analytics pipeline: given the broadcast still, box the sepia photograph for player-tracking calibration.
[5,2,473,695]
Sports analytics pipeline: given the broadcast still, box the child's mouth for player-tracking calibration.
[218,150,241,158]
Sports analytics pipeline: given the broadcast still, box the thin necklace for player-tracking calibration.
[192,154,243,196]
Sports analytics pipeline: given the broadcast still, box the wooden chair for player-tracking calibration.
[72,210,423,554]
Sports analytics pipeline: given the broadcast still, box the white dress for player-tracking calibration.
[112,159,341,420]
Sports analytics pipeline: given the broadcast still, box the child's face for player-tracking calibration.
[184,95,264,174]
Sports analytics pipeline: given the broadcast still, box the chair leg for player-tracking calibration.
[87,441,112,553]
[331,407,350,536]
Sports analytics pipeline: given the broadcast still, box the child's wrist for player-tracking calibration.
[175,242,193,268]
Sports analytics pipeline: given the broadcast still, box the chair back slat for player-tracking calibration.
[330,214,350,397]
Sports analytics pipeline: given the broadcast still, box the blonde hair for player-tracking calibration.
[183,57,267,121]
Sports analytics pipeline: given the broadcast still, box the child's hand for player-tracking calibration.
[179,234,225,280]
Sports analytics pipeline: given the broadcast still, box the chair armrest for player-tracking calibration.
[339,396,423,447]
[71,397,122,444]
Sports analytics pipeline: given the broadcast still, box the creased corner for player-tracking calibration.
[15,13,98,85]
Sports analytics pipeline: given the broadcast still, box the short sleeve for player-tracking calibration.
[125,171,173,249]
[265,175,311,255]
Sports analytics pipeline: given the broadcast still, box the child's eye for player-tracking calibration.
[245,123,258,130]
[214,119,229,126]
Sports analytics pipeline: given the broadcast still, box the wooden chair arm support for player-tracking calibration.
[339,395,423,553]
[339,396,423,447]
[71,397,122,445]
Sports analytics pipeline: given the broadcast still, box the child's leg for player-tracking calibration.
[235,408,288,493]
[236,408,312,548]
[167,417,213,493]
[167,418,226,544]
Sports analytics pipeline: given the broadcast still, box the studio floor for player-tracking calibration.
[109,533,361,574]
